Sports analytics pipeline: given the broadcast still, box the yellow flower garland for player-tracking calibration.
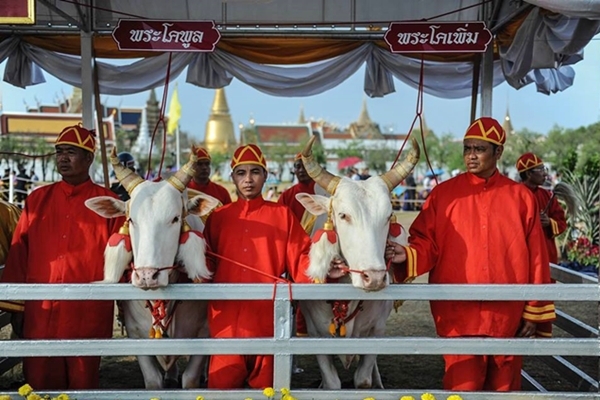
[8,384,464,400]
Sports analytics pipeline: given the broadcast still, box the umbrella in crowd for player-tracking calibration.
[425,168,445,177]
[338,156,362,169]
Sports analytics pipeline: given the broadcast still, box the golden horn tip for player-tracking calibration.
[302,135,317,157]
[110,147,119,164]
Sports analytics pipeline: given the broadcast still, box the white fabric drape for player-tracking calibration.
[500,7,600,91]
[525,0,600,18]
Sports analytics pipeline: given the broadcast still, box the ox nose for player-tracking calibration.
[361,269,388,291]
[133,268,162,290]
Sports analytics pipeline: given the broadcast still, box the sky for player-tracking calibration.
[1,37,599,143]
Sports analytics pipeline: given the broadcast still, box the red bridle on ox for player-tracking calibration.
[112,199,202,339]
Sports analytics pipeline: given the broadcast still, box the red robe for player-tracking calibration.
[527,186,567,263]
[188,179,232,206]
[393,171,555,391]
[524,186,567,339]
[277,181,315,221]
[203,196,312,388]
[1,179,123,390]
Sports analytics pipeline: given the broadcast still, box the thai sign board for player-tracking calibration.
[384,22,492,53]
[112,20,221,52]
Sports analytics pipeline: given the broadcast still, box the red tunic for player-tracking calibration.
[203,196,312,388]
[527,186,567,263]
[277,181,315,221]
[394,171,555,338]
[1,179,123,389]
[188,179,232,206]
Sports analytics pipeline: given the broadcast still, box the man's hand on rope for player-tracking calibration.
[385,240,407,264]
[327,257,348,279]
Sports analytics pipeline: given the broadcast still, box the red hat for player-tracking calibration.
[55,124,96,153]
[194,147,211,161]
[516,152,544,173]
[463,117,506,146]
[230,144,267,170]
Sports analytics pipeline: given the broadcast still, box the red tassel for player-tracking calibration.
[180,230,204,245]
[313,229,337,244]
[108,232,132,252]
[389,222,402,238]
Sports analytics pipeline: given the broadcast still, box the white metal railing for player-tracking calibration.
[0,283,598,400]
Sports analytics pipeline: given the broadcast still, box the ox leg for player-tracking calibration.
[137,356,164,389]
[164,363,180,388]
[315,354,342,389]
[181,355,207,389]
[354,354,383,389]
[372,360,384,388]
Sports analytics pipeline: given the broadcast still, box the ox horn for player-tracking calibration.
[167,146,199,193]
[301,135,340,195]
[380,138,421,191]
[111,147,144,194]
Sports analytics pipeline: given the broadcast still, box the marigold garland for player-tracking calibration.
[5,384,464,400]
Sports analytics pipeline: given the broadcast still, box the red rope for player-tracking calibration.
[146,52,173,180]
[389,55,439,185]
[206,250,294,301]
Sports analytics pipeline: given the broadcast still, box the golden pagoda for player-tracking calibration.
[503,107,515,135]
[204,88,237,153]
[348,98,383,139]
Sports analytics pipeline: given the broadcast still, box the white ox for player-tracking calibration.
[85,149,218,389]
[295,136,419,389]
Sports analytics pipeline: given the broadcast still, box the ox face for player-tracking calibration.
[298,177,393,291]
[127,182,188,289]
[86,181,218,290]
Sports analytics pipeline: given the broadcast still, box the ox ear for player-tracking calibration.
[296,193,329,216]
[85,196,127,218]
[188,193,220,217]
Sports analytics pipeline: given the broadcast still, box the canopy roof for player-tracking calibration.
[0,0,598,98]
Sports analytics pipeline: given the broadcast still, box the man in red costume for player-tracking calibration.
[277,153,315,222]
[186,146,232,206]
[203,144,314,389]
[516,152,567,266]
[386,117,555,391]
[0,125,123,390]
[516,152,567,342]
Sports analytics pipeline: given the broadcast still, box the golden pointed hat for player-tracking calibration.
[55,123,96,153]
[194,147,211,161]
[464,117,506,146]
[230,144,267,170]
[516,152,544,173]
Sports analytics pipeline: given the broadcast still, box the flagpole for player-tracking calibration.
[175,124,181,169]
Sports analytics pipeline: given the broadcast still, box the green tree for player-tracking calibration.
[363,144,395,174]
[334,140,364,160]
[209,150,231,178]
[500,128,545,172]
[32,138,55,181]
[263,136,300,181]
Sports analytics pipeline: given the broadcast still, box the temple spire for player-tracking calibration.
[298,104,307,124]
[205,88,237,153]
[357,98,372,126]
[503,106,515,135]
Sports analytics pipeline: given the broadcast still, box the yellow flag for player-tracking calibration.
[167,85,181,135]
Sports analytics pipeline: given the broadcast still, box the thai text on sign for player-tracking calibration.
[384,22,492,53]
[112,20,221,52]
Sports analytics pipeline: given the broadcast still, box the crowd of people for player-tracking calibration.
[0,117,566,392]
